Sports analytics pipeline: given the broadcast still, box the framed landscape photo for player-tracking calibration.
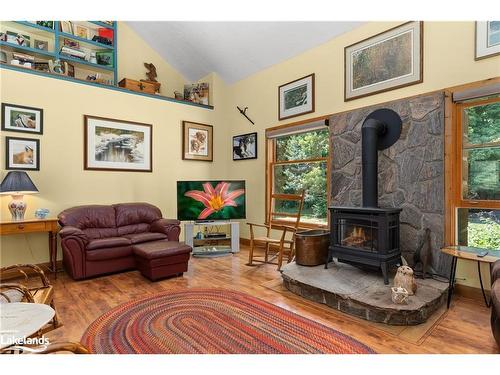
[475,21,500,60]
[5,136,40,171]
[84,115,152,172]
[345,21,423,101]
[2,103,43,134]
[278,73,315,120]
[182,121,213,162]
[233,132,257,161]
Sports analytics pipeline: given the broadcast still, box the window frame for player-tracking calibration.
[446,85,500,247]
[265,116,331,229]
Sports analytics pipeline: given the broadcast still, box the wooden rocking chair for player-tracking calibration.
[247,191,305,270]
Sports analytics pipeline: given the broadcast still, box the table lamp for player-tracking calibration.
[0,171,39,221]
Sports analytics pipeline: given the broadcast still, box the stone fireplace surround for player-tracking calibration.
[329,92,450,277]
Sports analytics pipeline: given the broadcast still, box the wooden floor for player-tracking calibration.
[46,246,499,354]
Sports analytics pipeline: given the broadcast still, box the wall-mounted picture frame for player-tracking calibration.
[34,39,48,51]
[74,24,90,39]
[182,121,213,162]
[344,21,423,101]
[475,21,500,60]
[1,103,43,134]
[84,115,152,172]
[60,21,73,34]
[5,136,40,171]
[278,73,315,121]
[233,132,257,161]
[36,21,54,29]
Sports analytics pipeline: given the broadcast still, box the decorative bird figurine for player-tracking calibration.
[144,62,158,82]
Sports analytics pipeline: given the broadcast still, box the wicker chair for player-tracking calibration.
[1,342,89,354]
[0,264,60,332]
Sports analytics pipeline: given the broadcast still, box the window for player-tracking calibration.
[451,95,500,247]
[266,122,329,227]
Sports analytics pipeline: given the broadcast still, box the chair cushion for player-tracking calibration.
[86,237,131,250]
[0,289,24,304]
[113,203,162,227]
[58,205,117,230]
[133,240,192,260]
[124,232,167,244]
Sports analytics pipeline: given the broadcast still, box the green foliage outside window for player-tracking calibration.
[274,129,329,224]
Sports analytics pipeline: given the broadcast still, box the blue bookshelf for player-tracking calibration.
[1,21,117,85]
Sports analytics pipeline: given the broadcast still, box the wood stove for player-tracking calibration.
[327,109,403,284]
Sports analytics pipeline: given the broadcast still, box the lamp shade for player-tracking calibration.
[0,171,39,195]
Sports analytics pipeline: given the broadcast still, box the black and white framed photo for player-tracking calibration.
[233,132,257,161]
[84,115,152,172]
[278,73,315,121]
[475,21,500,60]
[5,136,40,171]
[344,21,423,101]
[2,103,43,134]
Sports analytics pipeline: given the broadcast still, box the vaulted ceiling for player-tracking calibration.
[127,22,363,84]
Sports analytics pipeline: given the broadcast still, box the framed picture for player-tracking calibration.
[182,121,213,162]
[184,83,209,105]
[278,73,315,120]
[2,103,43,134]
[34,39,48,51]
[74,24,90,39]
[6,31,30,47]
[344,21,423,101]
[65,62,75,77]
[475,21,500,60]
[63,38,80,49]
[96,51,113,67]
[36,21,54,29]
[60,21,73,34]
[84,115,152,172]
[5,136,40,171]
[233,132,257,161]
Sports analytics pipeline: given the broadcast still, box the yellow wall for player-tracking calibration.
[117,23,187,97]
[0,69,228,265]
[222,21,500,288]
[1,21,499,289]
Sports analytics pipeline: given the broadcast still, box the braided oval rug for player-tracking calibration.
[81,288,374,354]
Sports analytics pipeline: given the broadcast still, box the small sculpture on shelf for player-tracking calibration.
[141,62,161,93]
[393,265,417,296]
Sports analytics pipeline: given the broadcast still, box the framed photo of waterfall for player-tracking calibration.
[84,115,152,172]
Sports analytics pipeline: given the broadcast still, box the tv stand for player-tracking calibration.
[184,221,240,257]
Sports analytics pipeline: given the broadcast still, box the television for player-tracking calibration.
[177,180,246,221]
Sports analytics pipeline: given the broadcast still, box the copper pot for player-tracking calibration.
[295,229,330,266]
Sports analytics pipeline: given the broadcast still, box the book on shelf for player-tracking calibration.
[60,46,86,60]
[12,52,35,63]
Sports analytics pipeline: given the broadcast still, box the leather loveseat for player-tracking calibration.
[58,203,190,280]
[492,260,500,348]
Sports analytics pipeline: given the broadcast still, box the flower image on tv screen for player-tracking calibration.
[177,180,246,221]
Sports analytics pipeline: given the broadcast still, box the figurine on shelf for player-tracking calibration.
[144,62,157,82]
[141,62,161,93]
[48,59,64,74]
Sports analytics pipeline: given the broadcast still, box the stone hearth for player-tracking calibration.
[281,262,448,325]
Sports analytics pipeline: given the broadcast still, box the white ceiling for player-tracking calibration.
[127,22,363,84]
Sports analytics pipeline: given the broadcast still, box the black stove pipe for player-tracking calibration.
[361,118,387,208]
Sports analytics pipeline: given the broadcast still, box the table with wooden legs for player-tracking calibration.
[0,218,60,277]
[442,245,500,308]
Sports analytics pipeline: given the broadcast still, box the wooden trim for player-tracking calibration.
[344,21,424,102]
[278,73,315,121]
[273,157,327,165]
[83,115,153,172]
[266,114,329,136]
[181,121,213,162]
[455,283,491,301]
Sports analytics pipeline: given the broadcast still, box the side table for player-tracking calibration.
[441,245,500,309]
[0,218,60,277]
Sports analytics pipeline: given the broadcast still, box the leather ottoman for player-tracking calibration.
[133,240,192,281]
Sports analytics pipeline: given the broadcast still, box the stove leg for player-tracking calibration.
[381,263,389,285]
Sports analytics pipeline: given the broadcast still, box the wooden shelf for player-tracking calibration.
[12,21,56,35]
[59,31,114,50]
